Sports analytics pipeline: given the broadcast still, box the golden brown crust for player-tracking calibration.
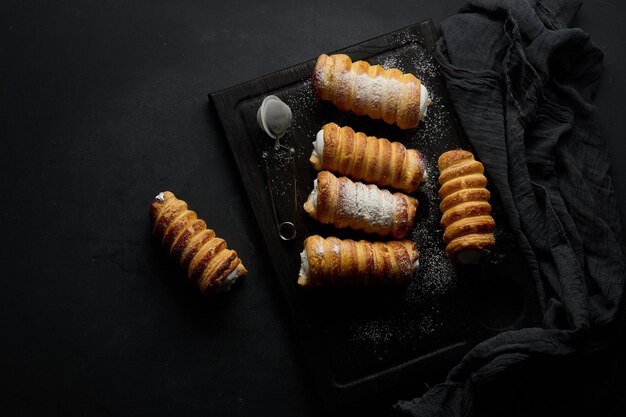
[437,151,496,262]
[445,234,496,260]
[311,54,428,129]
[170,219,207,263]
[298,235,418,287]
[440,201,492,229]
[439,188,491,213]
[438,160,484,186]
[437,150,475,171]
[310,54,326,99]
[311,123,426,193]
[438,173,488,200]
[443,215,496,244]
[150,191,247,295]
[303,171,418,239]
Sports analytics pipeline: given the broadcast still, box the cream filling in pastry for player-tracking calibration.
[311,129,325,163]
[309,178,319,210]
[218,268,241,293]
[298,249,310,280]
[419,84,429,119]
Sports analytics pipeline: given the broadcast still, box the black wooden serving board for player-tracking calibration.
[210,20,541,410]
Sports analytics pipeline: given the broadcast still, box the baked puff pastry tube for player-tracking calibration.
[438,151,496,263]
[298,235,419,287]
[304,171,418,239]
[311,54,431,129]
[310,122,427,193]
[150,191,247,295]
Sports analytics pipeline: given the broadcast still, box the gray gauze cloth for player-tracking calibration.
[394,0,626,415]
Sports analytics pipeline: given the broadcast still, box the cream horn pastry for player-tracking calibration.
[438,151,496,263]
[150,191,247,295]
[311,53,431,129]
[310,122,427,193]
[298,235,419,287]
[304,171,418,239]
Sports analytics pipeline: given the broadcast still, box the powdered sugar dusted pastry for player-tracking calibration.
[311,54,431,129]
[298,235,419,287]
[150,191,247,295]
[304,171,418,239]
[310,122,427,193]
[438,151,495,263]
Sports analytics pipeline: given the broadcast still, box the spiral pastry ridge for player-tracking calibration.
[438,150,496,263]
[310,122,427,192]
[304,171,418,239]
[311,54,430,129]
[150,191,247,295]
[298,235,419,287]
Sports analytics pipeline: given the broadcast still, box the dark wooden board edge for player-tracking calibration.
[208,19,541,410]
[209,19,467,410]
[210,20,415,408]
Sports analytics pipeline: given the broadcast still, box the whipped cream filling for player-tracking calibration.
[413,258,420,271]
[299,249,310,280]
[311,129,325,163]
[218,268,241,293]
[419,84,429,119]
[309,178,319,210]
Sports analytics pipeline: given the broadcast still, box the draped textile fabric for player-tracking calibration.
[394,1,626,415]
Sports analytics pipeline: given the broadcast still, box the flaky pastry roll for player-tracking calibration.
[304,171,418,239]
[309,122,427,193]
[438,151,496,263]
[311,54,431,129]
[298,235,419,287]
[150,191,247,295]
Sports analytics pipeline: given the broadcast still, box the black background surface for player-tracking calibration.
[1,1,625,416]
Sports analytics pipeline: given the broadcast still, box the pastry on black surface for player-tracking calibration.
[304,171,418,239]
[438,150,496,263]
[298,235,419,287]
[311,53,431,129]
[150,191,247,295]
[309,122,427,193]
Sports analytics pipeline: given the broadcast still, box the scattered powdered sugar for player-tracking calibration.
[351,320,395,345]
[348,298,445,348]
[409,157,458,297]
[346,156,458,348]
[379,55,400,70]
[345,181,396,229]
[261,146,298,230]
[281,79,320,138]
[261,147,295,197]
[254,36,467,351]
[373,45,457,150]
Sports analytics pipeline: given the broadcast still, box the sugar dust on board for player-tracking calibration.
[262,148,294,200]
[348,157,459,348]
[262,44,464,348]
[281,80,319,146]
